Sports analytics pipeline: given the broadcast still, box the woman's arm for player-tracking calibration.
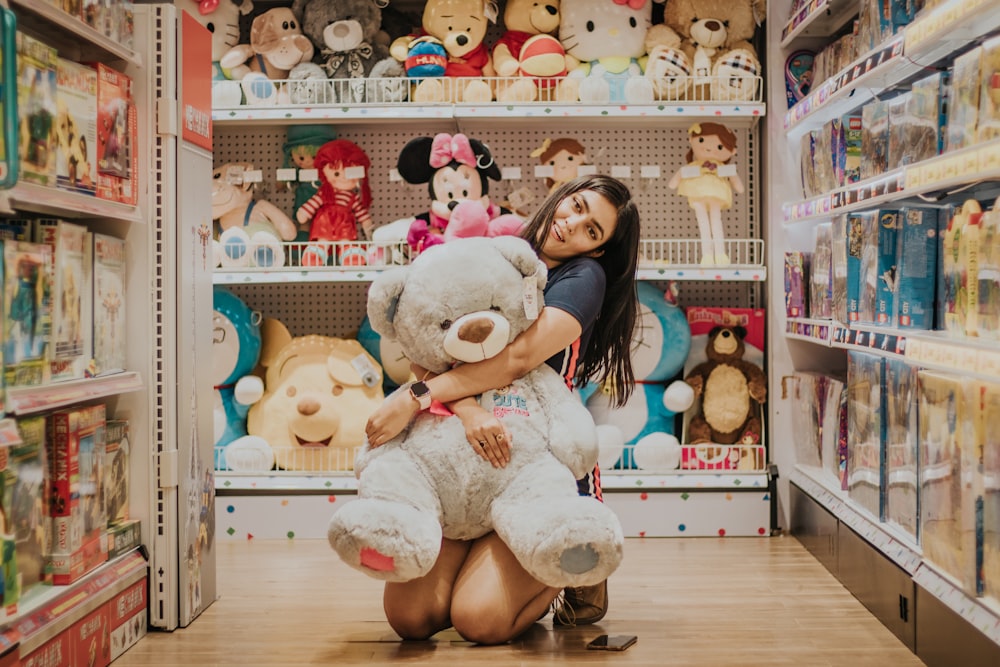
[365,305,582,446]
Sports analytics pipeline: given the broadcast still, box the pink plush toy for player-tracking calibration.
[295,139,373,266]
[396,133,524,254]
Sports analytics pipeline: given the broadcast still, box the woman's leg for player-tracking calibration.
[383,538,472,640]
[450,532,560,645]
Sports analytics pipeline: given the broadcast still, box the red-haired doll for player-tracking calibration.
[296,139,373,266]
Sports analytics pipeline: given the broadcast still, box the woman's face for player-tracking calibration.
[538,188,618,267]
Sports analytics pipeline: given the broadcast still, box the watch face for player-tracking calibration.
[411,381,430,396]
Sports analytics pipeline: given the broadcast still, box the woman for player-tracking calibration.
[364,174,641,645]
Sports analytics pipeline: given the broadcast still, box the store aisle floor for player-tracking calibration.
[114,536,924,666]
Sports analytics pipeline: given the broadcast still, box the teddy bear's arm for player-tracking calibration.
[251,199,298,240]
[732,359,768,402]
[684,362,712,397]
[529,369,600,479]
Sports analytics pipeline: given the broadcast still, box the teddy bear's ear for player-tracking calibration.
[396,136,435,184]
[490,236,547,290]
[258,317,292,368]
[366,266,410,339]
[289,0,308,21]
[733,325,748,340]
[469,138,501,181]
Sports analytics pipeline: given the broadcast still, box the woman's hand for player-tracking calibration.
[365,389,418,448]
[455,404,511,468]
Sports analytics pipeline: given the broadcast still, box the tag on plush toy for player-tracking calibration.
[299,168,318,181]
[717,164,737,178]
[225,165,245,184]
[523,275,539,320]
[680,165,701,179]
[345,166,366,179]
[483,0,499,23]
[276,168,296,182]
[350,353,381,388]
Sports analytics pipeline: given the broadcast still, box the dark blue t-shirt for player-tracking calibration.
[542,257,606,388]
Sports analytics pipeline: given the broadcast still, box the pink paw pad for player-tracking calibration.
[359,547,395,572]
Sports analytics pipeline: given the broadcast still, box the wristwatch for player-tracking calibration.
[409,380,432,410]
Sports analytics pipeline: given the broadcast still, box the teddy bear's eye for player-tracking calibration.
[586,21,595,32]
[629,17,637,28]
[282,21,290,30]
[213,172,222,180]
[691,17,699,23]
[286,386,297,398]
[490,305,501,312]
[723,20,730,28]
[332,385,344,397]
[462,189,469,198]
[441,319,453,330]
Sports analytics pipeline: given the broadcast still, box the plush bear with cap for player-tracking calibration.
[328,236,624,586]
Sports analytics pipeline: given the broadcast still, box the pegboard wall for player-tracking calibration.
[214,123,762,337]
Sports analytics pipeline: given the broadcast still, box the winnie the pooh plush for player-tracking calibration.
[491,0,571,102]
[328,236,624,586]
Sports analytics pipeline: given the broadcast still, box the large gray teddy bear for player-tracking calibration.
[328,236,624,587]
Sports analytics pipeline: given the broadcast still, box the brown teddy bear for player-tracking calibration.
[654,0,765,102]
[683,325,766,445]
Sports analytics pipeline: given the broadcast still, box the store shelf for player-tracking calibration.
[785,317,834,343]
[5,372,143,415]
[0,182,143,224]
[913,561,1000,646]
[780,0,858,46]
[9,0,141,66]
[783,138,1000,224]
[0,549,146,653]
[790,464,922,573]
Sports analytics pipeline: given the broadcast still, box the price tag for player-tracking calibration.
[275,168,297,182]
[611,165,632,178]
[959,347,978,372]
[242,169,263,183]
[905,338,921,362]
[960,151,979,178]
[534,164,554,178]
[522,274,539,319]
[717,164,737,177]
[345,166,366,179]
[299,168,318,182]
[577,164,598,176]
[680,165,701,179]
[980,142,1000,171]
[501,166,522,180]
[388,168,402,182]
[350,354,381,388]
[225,165,245,184]
[640,165,661,178]
[939,343,957,369]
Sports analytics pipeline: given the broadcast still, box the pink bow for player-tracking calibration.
[430,133,476,169]
[612,0,647,9]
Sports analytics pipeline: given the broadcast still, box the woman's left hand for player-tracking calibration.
[365,390,418,447]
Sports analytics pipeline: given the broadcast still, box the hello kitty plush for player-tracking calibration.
[560,0,655,104]
[188,0,254,107]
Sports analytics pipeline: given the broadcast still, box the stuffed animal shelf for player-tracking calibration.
[212,286,274,472]
[668,122,744,266]
[247,318,384,472]
[218,6,315,105]
[328,236,624,586]
[392,133,524,255]
[212,163,297,269]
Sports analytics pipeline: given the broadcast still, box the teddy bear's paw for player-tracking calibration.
[624,77,655,105]
[224,436,276,472]
[249,232,286,269]
[711,49,761,102]
[496,78,537,103]
[632,432,682,471]
[459,80,493,104]
[241,73,280,106]
[328,499,443,582]
[578,77,610,104]
[412,79,447,104]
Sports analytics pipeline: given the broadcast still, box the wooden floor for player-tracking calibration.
[114,536,925,667]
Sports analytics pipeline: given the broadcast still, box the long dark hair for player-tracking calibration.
[521,174,640,407]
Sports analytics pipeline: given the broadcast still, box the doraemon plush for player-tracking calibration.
[212,287,273,472]
[586,282,693,470]
[328,236,624,586]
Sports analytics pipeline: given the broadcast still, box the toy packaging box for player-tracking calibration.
[884,359,918,538]
[977,205,1000,340]
[0,7,18,190]
[946,46,983,152]
[909,71,948,160]
[982,380,1000,602]
[886,94,909,171]
[847,351,883,520]
[2,240,52,388]
[841,114,863,185]
[45,404,107,585]
[15,32,58,187]
[784,252,807,318]
[895,207,940,330]
[874,209,900,326]
[103,418,129,526]
[810,222,833,319]
[91,62,136,206]
[918,370,972,587]
[55,58,97,196]
[831,215,849,324]
[0,415,48,614]
[819,374,848,489]
[860,99,889,180]
[846,211,877,324]
[790,372,824,468]
[799,131,819,198]
[93,233,126,374]
[977,34,1000,143]
[50,220,93,381]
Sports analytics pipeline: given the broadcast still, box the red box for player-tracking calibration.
[107,579,146,661]
[69,605,111,667]
[21,632,70,667]
[90,63,137,206]
[44,533,108,586]
[46,405,106,556]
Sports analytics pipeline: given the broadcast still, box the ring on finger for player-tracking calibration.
[496,433,504,442]
[478,441,487,448]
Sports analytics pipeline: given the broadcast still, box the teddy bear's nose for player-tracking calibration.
[333,23,350,38]
[298,398,321,416]
[458,318,494,344]
[457,34,469,47]
[448,200,459,211]
[704,20,722,32]
[545,4,557,14]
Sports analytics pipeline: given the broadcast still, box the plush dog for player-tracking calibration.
[328,236,624,586]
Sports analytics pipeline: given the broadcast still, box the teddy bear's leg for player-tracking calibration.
[459,80,493,104]
[687,415,714,444]
[328,449,444,582]
[218,227,252,267]
[497,78,537,103]
[490,462,623,588]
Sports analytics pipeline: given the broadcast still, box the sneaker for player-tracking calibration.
[551,580,608,627]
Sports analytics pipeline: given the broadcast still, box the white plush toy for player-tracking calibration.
[328,236,624,586]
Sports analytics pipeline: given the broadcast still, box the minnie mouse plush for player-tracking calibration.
[397,133,524,254]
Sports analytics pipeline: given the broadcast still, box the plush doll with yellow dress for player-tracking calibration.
[668,122,743,266]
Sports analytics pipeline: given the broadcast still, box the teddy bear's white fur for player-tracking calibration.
[328,236,624,586]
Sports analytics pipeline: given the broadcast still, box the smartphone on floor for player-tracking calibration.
[586,634,637,651]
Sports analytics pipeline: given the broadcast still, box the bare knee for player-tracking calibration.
[384,595,450,640]
[451,598,515,646]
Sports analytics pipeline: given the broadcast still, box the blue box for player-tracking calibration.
[895,207,940,330]
[847,211,878,324]
[875,210,900,326]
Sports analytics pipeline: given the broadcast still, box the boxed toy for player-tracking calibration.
[877,0,917,41]
[0,8,18,190]
[831,215,849,324]
[104,418,129,525]
[784,251,807,318]
[91,62,136,205]
[846,211,877,324]
[918,371,970,585]
[884,359,918,538]
[983,380,1000,601]
[106,518,140,560]
[45,404,107,584]
[895,207,940,330]
[810,222,833,319]
[51,220,92,381]
[820,375,848,490]
[977,35,1000,142]
[977,202,1000,340]
[941,200,982,337]
[909,71,948,161]
[841,115,863,185]
[946,46,982,152]
[800,131,819,198]
[847,351,883,520]
[15,33,58,187]
[55,58,97,196]
[3,240,52,387]
[874,209,900,326]
[93,233,126,374]
[860,99,889,180]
